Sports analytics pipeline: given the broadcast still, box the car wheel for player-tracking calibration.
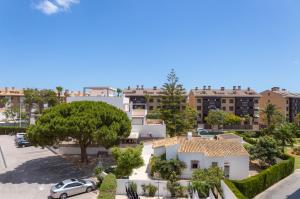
[60,193,67,199]
[86,187,92,193]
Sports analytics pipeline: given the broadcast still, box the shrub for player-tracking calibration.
[231,155,295,198]
[141,183,157,197]
[98,174,117,199]
[0,126,27,134]
[223,180,247,199]
[128,182,137,192]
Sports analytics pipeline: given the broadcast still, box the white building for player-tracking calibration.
[153,133,249,180]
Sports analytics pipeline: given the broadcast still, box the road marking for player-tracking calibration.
[0,145,7,168]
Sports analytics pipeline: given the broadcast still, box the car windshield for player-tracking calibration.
[55,182,64,189]
[78,179,86,184]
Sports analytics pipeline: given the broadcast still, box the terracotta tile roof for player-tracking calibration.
[123,87,188,97]
[153,136,248,157]
[190,87,260,98]
[272,90,300,98]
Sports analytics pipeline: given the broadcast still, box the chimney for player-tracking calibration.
[238,86,241,90]
[208,86,211,90]
[233,86,236,90]
[187,132,193,141]
[153,86,157,90]
[136,85,139,90]
[203,86,206,90]
[282,88,286,91]
[221,87,225,91]
[195,87,198,90]
[247,87,250,91]
[271,87,280,91]
[5,87,8,92]
[141,85,144,90]
[127,86,131,90]
[12,87,15,90]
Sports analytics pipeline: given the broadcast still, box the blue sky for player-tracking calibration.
[0,0,300,92]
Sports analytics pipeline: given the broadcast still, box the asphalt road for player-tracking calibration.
[0,135,97,199]
[254,170,300,199]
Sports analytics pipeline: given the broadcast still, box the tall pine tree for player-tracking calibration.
[160,69,196,137]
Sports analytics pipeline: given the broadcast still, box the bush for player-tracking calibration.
[141,183,157,197]
[128,182,137,192]
[0,126,27,134]
[231,155,295,198]
[98,174,117,199]
[223,180,247,199]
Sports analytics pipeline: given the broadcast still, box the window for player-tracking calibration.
[149,106,153,110]
[197,99,202,103]
[65,183,81,188]
[229,106,234,111]
[286,107,289,111]
[254,99,259,104]
[182,106,186,110]
[191,160,199,169]
[149,99,154,103]
[222,99,226,104]
[212,162,218,167]
[157,106,161,109]
[287,100,289,105]
[157,99,161,103]
[229,99,234,104]
[222,107,226,111]
[198,113,202,118]
[197,106,201,110]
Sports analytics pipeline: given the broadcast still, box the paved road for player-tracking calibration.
[254,170,300,199]
[0,135,97,199]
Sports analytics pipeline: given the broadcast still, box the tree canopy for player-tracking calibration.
[111,145,144,178]
[27,101,131,163]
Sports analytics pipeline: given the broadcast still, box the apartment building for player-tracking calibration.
[123,85,188,111]
[260,87,300,123]
[0,87,24,112]
[83,86,117,97]
[189,86,260,125]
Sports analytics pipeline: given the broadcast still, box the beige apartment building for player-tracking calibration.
[260,87,300,123]
[123,85,188,111]
[189,86,260,125]
[0,87,24,112]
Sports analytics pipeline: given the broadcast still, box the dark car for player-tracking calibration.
[17,138,30,147]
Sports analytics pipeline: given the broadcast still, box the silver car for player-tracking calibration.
[50,178,95,199]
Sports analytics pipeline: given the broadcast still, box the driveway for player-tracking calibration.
[254,170,300,199]
[129,141,153,180]
[0,135,97,199]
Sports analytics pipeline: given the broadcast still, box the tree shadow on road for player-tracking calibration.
[287,189,300,199]
[0,156,85,184]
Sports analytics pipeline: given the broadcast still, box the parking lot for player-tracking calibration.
[0,135,98,199]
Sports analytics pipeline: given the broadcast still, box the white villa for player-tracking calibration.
[152,133,249,180]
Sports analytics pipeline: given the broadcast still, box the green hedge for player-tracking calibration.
[0,126,27,134]
[98,174,117,199]
[224,180,247,199]
[231,155,295,198]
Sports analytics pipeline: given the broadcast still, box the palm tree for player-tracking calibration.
[56,86,63,103]
[116,88,122,97]
[261,103,277,127]
[274,123,296,153]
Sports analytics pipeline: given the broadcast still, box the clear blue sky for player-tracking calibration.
[0,0,300,92]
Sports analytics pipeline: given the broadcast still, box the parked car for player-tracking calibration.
[15,132,26,143]
[50,178,96,199]
[197,128,209,135]
[17,138,30,147]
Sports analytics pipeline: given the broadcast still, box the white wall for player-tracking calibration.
[131,124,166,138]
[58,146,108,155]
[116,179,189,197]
[153,147,165,157]
[166,144,179,160]
[67,96,132,119]
[221,180,237,199]
[177,152,249,180]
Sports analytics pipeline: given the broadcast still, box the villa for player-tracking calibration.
[152,133,249,180]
